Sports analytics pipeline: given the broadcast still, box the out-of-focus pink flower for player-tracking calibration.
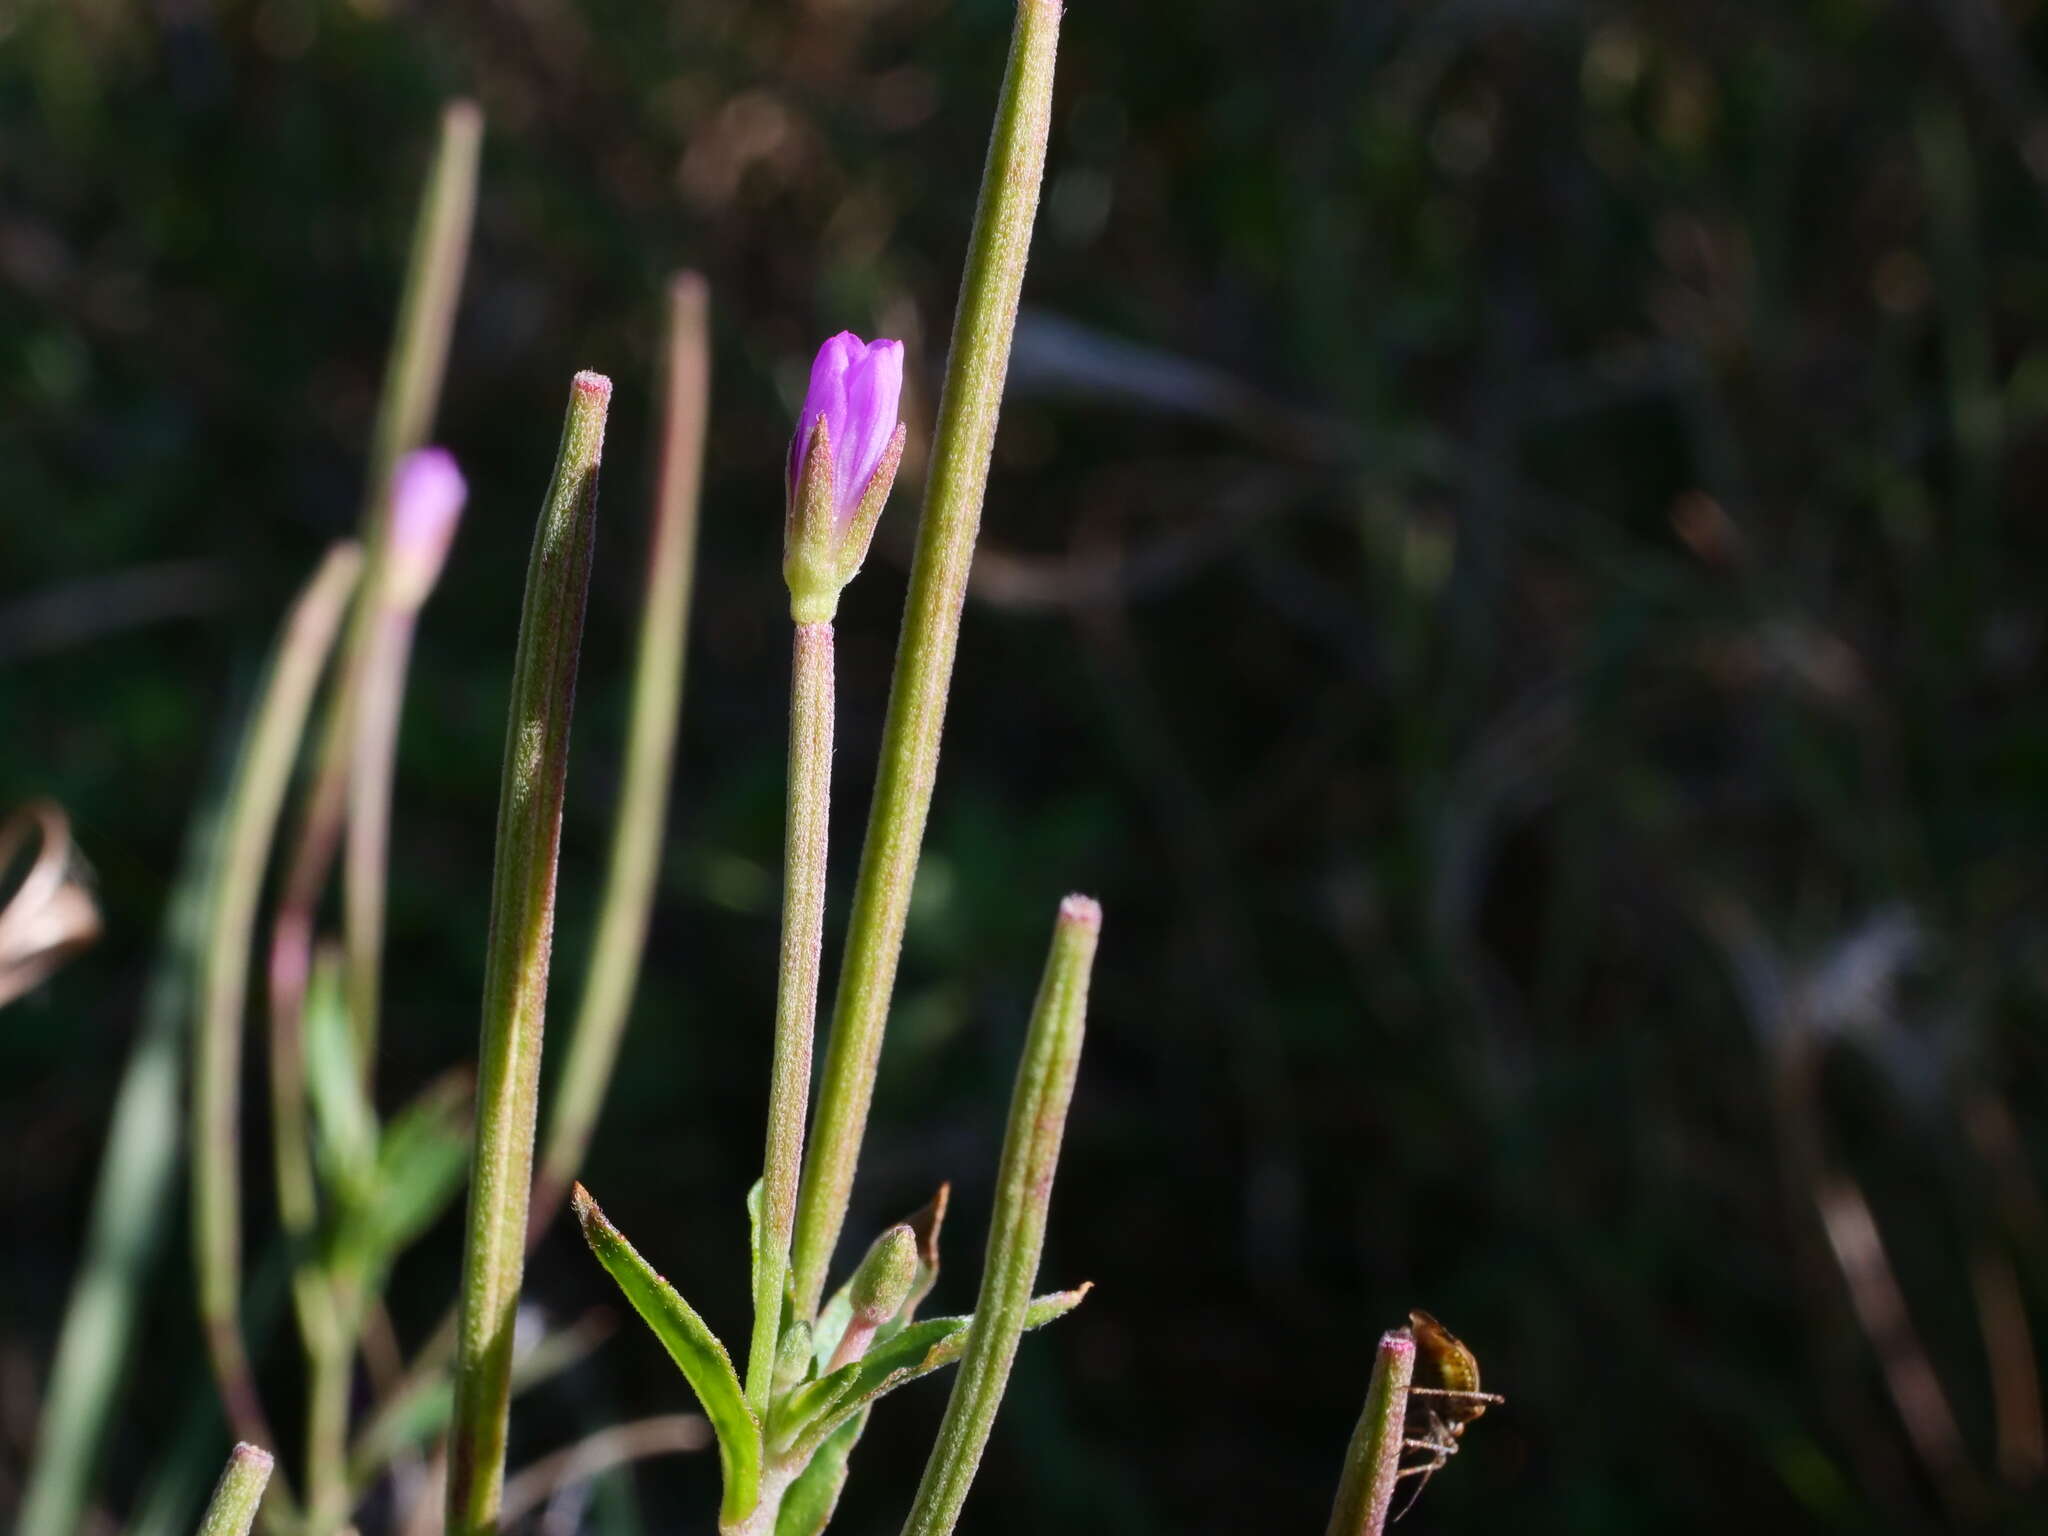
[387,447,467,608]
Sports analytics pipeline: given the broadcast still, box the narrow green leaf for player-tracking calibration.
[776,1409,865,1536]
[573,1184,763,1526]
[17,781,223,1536]
[777,1287,1089,1464]
[304,948,378,1204]
[356,1071,471,1261]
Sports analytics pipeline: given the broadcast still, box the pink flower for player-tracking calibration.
[386,447,467,608]
[784,333,908,622]
[789,333,905,527]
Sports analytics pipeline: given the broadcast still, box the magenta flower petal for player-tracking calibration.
[792,332,905,526]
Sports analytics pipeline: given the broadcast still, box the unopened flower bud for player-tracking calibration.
[849,1223,919,1326]
[826,1222,919,1372]
[784,332,906,623]
[385,447,467,609]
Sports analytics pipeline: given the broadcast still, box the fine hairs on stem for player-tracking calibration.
[444,372,610,1535]
[791,0,1064,1324]
[533,271,712,1229]
[1324,1330,1417,1536]
[747,619,836,1417]
[196,1444,276,1536]
[898,896,1098,1536]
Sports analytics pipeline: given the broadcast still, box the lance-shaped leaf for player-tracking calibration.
[353,1071,472,1264]
[773,1286,1089,1464]
[303,948,378,1205]
[573,1184,763,1526]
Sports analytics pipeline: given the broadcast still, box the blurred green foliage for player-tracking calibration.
[5,0,2048,1531]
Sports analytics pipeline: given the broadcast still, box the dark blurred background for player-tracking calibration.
[6,0,2048,1531]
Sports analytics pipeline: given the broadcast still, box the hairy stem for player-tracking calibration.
[792,0,1064,1320]
[197,1444,276,1536]
[1323,1329,1416,1536]
[748,622,836,1414]
[534,272,711,1227]
[898,894,1097,1536]
[444,373,610,1535]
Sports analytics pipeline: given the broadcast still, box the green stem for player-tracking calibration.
[445,372,610,1536]
[898,895,1097,1536]
[791,0,1063,1320]
[747,621,836,1417]
[344,606,419,1081]
[193,542,363,1522]
[1323,1329,1417,1536]
[196,1443,275,1536]
[363,99,484,563]
[269,97,478,1095]
[533,272,711,1228]
[17,793,226,1536]
[304,1272,362,1535]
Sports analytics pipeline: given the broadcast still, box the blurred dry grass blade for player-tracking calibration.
[1813,1174,1984,1512]
[0,560,232,662]
[496,1413,711,1528]
[1968,1243,2046,1486]
[0,800,102,1006]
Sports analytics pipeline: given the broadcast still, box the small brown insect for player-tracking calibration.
[1393,1309,1504,1519]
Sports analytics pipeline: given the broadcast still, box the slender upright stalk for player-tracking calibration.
[534,272,711,1225]
[343,97,484,1079]
[898,895,1097,1536]
[273,98,481,1095]
[193,543,363,1519]
[445,372,610,1536]
[305,1261,367,1534]
[17,798,224,1536]
[746,621,836,1416]
[363,101,483,539]
[791,0,1063,1317]
[344,604,421,1076]
[1323,1330,1417,1536]
[197,1444,276,1536]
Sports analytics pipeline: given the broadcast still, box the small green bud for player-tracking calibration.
[848,1222,919,1327]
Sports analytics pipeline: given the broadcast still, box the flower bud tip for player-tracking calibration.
[1058,894,1101,931]
[386,447,467,607]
